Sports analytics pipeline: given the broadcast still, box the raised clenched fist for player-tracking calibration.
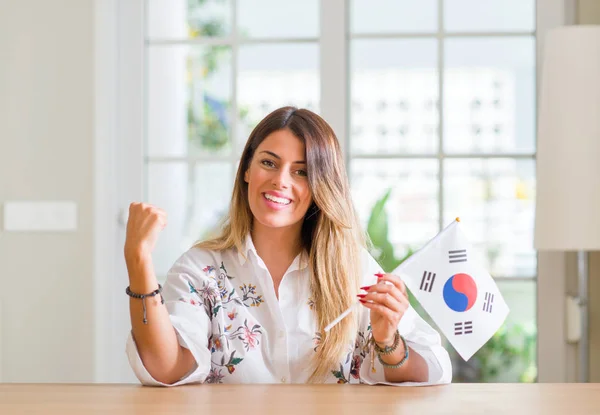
[124,202,167,263]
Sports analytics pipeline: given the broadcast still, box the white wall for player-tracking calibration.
[0,0,94,382]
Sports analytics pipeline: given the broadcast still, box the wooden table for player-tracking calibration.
[1,383,599,414]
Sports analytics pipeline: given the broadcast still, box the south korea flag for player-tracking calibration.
[394,218,510,361]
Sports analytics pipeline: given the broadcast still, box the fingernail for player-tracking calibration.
[359,299,366,304]
[360,286,371,291]
[375,273,384,278]
[357,294,367,299]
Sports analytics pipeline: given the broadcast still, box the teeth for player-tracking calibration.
[264,193,291,205]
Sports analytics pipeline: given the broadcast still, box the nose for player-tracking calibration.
[271,169,291,189]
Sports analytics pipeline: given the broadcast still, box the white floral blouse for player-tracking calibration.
[126,235,452,386]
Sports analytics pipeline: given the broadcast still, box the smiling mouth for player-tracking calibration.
[263,193,292,205]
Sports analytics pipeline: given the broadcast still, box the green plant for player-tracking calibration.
[449,322,537,383]
[365,188,537,383]
[366,188,412,273]
[365,188,421,315]
[184,0,251,153]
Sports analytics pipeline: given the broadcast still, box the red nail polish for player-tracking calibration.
[357,294,367,298]
[360,286,371,291]
[359,299,366,303]
[375,273,384,278]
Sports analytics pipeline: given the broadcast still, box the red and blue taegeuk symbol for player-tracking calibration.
[443,273,477,312]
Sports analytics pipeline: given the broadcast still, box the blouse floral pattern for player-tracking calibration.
[126,236,452,386]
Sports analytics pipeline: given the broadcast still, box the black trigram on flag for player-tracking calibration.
[483,292,494,313]
[448,249,467,263]
[419,271,436,292]
[454,321,473,335]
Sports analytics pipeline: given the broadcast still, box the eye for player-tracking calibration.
[260,159,276,168]
[296,169,308,177]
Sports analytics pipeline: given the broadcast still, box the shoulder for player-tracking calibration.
[359,247,382,286]
[359,247,380,272]
[167,245,235,282]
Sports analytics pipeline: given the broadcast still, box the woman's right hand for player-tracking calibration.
[124,203,193,384]
[124,202,167,266]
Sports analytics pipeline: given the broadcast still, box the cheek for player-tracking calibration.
[247,168,267,190]
[298,182,312,206]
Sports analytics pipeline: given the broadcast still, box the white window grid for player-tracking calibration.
[346,1,536,281]
[143,0,536,281]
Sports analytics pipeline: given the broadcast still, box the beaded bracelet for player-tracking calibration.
[373,329,401,355]
[377,334,409,369]
[125,284,164,324]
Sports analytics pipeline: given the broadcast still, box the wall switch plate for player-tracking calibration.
[566,295,582,343]
[3,201,78,232]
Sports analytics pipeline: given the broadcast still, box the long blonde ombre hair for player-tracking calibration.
[196,107,365,382]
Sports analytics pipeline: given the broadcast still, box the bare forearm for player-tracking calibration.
[380,343,429,383]
[127,253,194,384]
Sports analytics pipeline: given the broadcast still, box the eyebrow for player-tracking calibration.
[259,150,305,164]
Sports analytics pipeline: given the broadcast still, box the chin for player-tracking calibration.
[256,216,295,229]
[254,211,303,230]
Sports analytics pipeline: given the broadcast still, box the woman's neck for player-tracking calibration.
[251,222,303,264]
[251,222,304,292]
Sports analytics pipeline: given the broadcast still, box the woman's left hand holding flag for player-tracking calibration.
[359,273,409,345]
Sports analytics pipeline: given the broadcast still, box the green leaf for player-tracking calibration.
[377,241,398,273]
[366,188,392,248]
[230,357,243,365]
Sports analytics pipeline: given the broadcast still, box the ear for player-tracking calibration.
[244,168,249,183]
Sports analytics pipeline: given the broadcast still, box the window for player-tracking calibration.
[142,0,537,382]
[349,0,537,382]
[145,0,319,276]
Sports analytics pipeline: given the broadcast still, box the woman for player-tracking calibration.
[125,107,452,386]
